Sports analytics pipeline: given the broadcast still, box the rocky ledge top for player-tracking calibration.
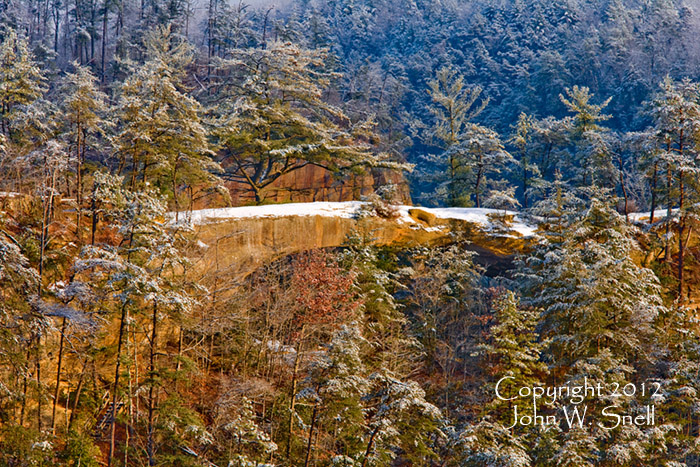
[173,201,537,238]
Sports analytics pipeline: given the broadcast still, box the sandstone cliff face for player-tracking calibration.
[225,166,412,206]
[190,208,532,279]
[193,215,440,277]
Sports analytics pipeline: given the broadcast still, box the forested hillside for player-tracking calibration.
[3,0,700,465]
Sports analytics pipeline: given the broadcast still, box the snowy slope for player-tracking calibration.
[176,201,538,237]
[627,207,678,223]
[182,201,364,223]
[425,207,535,237]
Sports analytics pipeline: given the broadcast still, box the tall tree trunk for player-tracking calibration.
[262,6,272,47]
[286,331,304,460]
[147,300,159,466]
[35,159,57,433]
[36,336,42,431]
[207,0,215,77]
[678,131,685,303]
[304,403,319,467]
[68,358,88,429]
[678,170,685,303]
[617,154,629,221]
[76,123,83,242]
[39,157,56,294]
[449,152,456,207]
[474,165,483,208]
[116,0,123,38]
[126,315,138,467]
[522,163,528,209]
[172,167,179,222]
[107,301,128,466]
[101,0,108,82]
[649,161,658,225]
[90,0,96,61]
[63,0,70,60]
[108,223,136,466]
[42,0,50,44]
[91,182,99,245]
[53,1,60,53]
[51,317,67,433]
[361,425,381,467]
[665,160,673,263]
[20,347,30,426]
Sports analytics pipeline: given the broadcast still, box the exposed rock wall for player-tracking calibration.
[191,212,530,279]
[225,166,411,206]
[193,215,438,277]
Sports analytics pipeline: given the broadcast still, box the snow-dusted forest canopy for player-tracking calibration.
[3,0,700,465]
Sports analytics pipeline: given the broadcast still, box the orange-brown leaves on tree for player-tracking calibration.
[289,249,362,338]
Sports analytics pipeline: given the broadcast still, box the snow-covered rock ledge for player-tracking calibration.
[173,201,537,237]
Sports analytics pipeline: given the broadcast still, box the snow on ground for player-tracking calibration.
[176,201,538,237]
[181,201,364,224]
[426,207,536,237]
[628,207,678,222]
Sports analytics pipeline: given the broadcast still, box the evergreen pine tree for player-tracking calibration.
[114,25,223,215]
[424,66,513,207]
[519,200,668,465]
[0,30,46,137]
[452,290,547,467]
[74,172,205,465]
[648,76,700,302]
[59,62,108,241]
[559,86,615,190]
[510,112,543,209]
[360,372,442,467]
[0,225,40,427]
[211,41,410,204]
[297,323,369,466]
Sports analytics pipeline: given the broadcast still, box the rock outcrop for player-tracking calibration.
[225,166,412,206]
[186,203,535,278]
